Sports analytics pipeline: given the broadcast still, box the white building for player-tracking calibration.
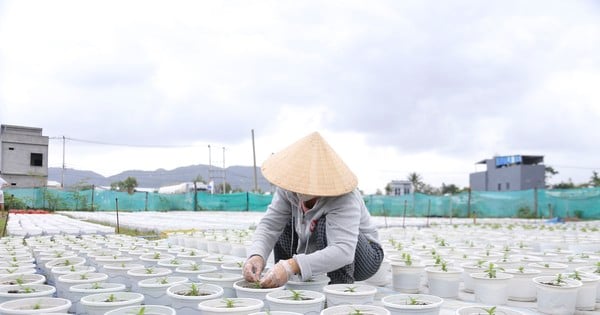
[388,180,413,196]
[0,124,49,187]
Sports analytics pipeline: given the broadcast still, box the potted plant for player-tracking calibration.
[321,304,391,315]
[0,297,72,314]
[455,305,525,315]
[197,272,244,298]
[533,273,582,315]
[197,297,265,315]
[380,293,444,315]
[68,282,127,315]
[157,258,194,271]
[266,289,326,315]
[176,249,210,264]
[202,255,238,270]
[233,279,285,300]
[0,284,56,304]
[166,282,224,315]
[174,262,217,281]
[0,273,46,286]
[126,267,172,292]
[104,305,176,315]
[527,261,568,276]
[139,252,175,268]
[504,266,542,302]
[322,283,378,307]
[564,271,599,311]
[461,260,489,294]
[102,262,145,290]
[390,254,426,293]
[470,263,513,305]
[425,261,464,298]
[55,271,108,298]
[138,276,189,305]
[80,291,145,315]
[221,260,245,274]
[285,274,331,293]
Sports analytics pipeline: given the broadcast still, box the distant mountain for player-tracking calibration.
[48,164,273,192]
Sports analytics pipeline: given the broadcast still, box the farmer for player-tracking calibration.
[243,132,384,288]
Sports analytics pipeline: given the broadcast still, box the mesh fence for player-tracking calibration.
[4,187,600,219]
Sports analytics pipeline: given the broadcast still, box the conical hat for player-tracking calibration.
[261,132,358,196]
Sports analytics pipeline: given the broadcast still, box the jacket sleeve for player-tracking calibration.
[246,188,292,262]
[294,193,361,280]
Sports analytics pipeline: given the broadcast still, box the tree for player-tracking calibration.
[384,183,392,195]
[441,183,461,195]
[553,180,575,189]
[590,171,600,187]
[110,177,138,194]
[407,172,424,193]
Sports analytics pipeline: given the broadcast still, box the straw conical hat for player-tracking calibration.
[261,132,358,196]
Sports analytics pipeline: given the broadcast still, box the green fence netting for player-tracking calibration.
[4,187,600,219]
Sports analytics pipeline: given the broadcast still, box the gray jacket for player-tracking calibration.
[247,187,379,280]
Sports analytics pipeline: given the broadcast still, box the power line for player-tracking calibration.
[49,136,205,148]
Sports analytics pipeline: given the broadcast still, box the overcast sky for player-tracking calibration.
[1,0,599,194]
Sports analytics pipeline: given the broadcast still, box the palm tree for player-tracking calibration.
[407,172,424,193]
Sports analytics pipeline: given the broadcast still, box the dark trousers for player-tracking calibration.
[273,216,384,284]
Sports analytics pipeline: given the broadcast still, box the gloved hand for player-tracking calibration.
[260,259,295,288]
[243,255,265,282]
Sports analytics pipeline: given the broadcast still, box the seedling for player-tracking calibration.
[105,293,118,302]
[289,289,306,301]
[190,263,200,271]
[405,296,427,305]
[480,306,496,315]
[69,265,76,272]
[134,306,147,315]
[484,263,500,278]
[404,254,413,266]
[153,252,161,259]
[568,271,582,281]
[344,286,357,292]
[80,273,89,280]
[170,259,180,265]
[159,277,169,284]
[33,302,41,310]
[349,308,366,315]
[440,261,448,272]
[222,298,236,308]
[145,267,154,274]
[91,282,102,289]
[189,283,201,296]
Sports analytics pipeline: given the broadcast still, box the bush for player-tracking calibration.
[4,194,27,210]
[517,206,536,219]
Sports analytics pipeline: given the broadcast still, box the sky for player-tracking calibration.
[1,0,599,194]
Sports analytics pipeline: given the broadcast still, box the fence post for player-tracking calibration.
[467,188,472,218]
[534,187,538,218]
[145,192,149,211]
[246,192,250,211]
[115,198,120,234]
[402,200,407,228]
[91,185,95,211]
[426,199,431,227]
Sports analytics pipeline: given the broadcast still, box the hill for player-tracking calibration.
[48,164,272,192]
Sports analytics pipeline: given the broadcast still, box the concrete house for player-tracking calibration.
[388,180,413,196]
[469,155,545,192]
[0,124,49,187]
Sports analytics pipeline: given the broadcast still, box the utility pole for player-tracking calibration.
[222,147,226,194]
[61,136,65,188]
[251,129,258,192]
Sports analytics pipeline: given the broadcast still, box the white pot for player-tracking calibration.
[49,265,96,286]
[198,297,264,315]
[197,272,244,298]
[174,263,217,281]
[565,272,600,311]
[221,261,244,274]
[233,279,285,300]
[80,291,145,315]
[0,284,56,304]
[322,283,377,307]
[455,305,525,315]
[102,263,145,290]
[166,282,224,315]
[527,261,568,276]
[390,261,425,293]
[55,272,108,298]
[533,275,582,315]
[0,273,46,286]
[460,262,488,293]
[138,276,189,305]
[285,274,331,293]
[425,266,463,298]
[104,305,176,315]
[68,282,127,315]
[504,268,542,301]
[176,250,210,264]
[249,312,303,315]
[157,258,194,271]
[0,297,71,314]
[139,253,175,267]
[266,289,325,315]
[471,272,513,305]
[321,304,390,315]
[126,267,172,292]
[202,255,239,271]
[381,293,443,315]
[576,265,600,302]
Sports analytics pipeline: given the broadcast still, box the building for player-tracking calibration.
[0,124,49,187]
[388,180,413,196]
[469,155,545,192]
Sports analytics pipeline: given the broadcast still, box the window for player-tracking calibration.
[506,182,510,190]
[30,153,43,166]
[8,147,14,151]
[497,183,502,191]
